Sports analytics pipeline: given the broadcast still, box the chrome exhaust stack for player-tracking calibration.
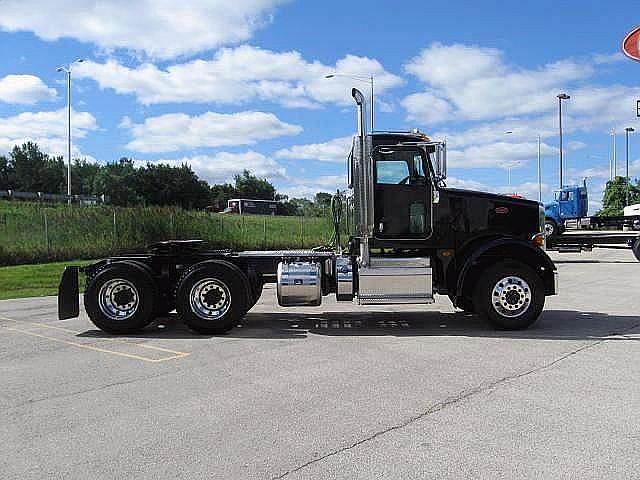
[351,88,374,267]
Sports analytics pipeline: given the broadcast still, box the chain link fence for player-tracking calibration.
[0,203,344,266]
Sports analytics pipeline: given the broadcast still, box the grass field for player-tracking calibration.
[0,260,94,300]
[0,201,343,266]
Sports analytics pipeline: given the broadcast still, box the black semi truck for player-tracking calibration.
[58,89,558,334]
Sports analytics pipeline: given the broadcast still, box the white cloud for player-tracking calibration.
[140,151,286,185]
[277,175,348,199]
[448,141,558,169]
[276,136,353,163]
[124,111,302,153]
[403,43,640,173]
[403,42,591,124]
[0,74,57,104]
[74,46,403,107]
[592,52,625,65]
[0,0,286,59]
[0,109,97,157]
[403,92,454,125]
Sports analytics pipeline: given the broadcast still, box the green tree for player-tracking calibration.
[315,192,332,209]
[71,158,101,195]
[598,176,640,216]
[234,170,276,200]
[93,158,140,206]
[210,182,236,211]
[8,142,65,192]
[0,155,12,190]
[275,200,301,216]
[135,162,211,209]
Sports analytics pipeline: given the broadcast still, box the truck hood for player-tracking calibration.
[442,187,540,207]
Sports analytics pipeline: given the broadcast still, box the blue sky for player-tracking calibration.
[1,0,639,211]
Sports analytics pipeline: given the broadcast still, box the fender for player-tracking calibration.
[455,237,556,297]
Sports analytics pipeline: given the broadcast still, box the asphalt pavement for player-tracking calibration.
[1,248,639,479]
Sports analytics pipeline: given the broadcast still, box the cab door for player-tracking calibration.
[557,189,577,219]
[373,146,432,240]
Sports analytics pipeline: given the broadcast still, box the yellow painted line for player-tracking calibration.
[21,320,188,355]
[0,315,190,362]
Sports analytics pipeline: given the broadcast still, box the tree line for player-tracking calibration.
[598,176,640,216]
[0,142,334,215]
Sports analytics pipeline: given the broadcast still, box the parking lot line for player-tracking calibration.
[0,315,190,363]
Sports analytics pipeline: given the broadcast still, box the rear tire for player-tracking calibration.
[84,262,157,334]
[176,262,249,335]
[472,261,545,330]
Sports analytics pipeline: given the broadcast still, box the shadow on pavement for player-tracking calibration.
[76,309,640,342]
[553,258,638,264]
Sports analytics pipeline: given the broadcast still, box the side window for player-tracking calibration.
[413,154,425,178]
[376,160,410,184]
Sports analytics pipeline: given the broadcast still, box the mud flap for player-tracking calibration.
[58,266,80,320]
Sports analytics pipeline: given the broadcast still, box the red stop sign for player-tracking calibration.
[623,26,640,61]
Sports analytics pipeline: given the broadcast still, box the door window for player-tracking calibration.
[376,160,410,184]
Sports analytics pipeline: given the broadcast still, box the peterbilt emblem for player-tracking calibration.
[495,207,509,214]
[623,26,640,62]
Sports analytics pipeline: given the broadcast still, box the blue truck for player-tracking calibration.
[544,181,640,261]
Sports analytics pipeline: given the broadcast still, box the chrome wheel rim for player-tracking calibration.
[491,275,532,318]
[544,222,555,236]
[98,279,139,321]
[189,278,231,320]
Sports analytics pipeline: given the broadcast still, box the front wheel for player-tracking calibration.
[544,219,559,237]
[472,261,545,330]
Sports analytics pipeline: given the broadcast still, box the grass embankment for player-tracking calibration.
[0,201,340,266]
[0,260,93,300]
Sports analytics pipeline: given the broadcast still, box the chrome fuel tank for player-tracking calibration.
[276,262,322,307]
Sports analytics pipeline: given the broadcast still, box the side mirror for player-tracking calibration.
[434,142,447,181]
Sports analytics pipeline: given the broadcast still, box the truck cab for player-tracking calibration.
[544,182,588,235]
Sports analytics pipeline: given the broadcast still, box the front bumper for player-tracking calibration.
[58,266,80,320]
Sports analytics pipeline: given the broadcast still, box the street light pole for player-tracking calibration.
[610,128,616,180]
[325,73,375,129]
[537,134,542,202]
[625,127,635,206]
[66,70,71,203]
[369,75,374,131]
[56,58,84,205]
[503,130,539,199]
[557,93,570,189]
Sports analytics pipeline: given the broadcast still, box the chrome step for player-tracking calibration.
[357,257,433,305]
